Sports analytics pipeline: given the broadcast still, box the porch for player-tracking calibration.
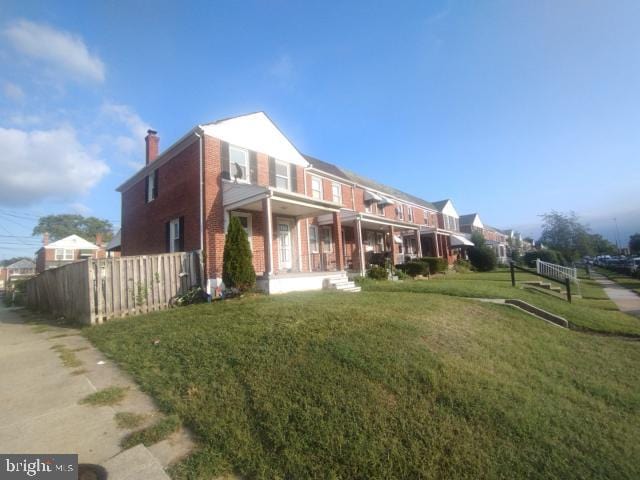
[320,211,422,275]
[223,182,343,277]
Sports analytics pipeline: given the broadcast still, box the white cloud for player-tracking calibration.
[6,113,42,126]
[69,202,91,215]
[4,19,105,83]
[100,102,151,168]
[3,82,25,102]
[0,126,109,206]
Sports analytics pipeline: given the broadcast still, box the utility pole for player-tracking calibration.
[613,217,621,254]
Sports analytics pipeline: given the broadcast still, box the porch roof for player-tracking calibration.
[223,182,342,217]
[339,211,419,231]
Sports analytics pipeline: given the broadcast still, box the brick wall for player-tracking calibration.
[122,140,201,257]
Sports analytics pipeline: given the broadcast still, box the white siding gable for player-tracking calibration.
[202,112,309,167]
[472,215,484,229]
[440,200,459,218]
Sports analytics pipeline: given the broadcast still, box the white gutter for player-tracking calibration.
[194,129,204,254]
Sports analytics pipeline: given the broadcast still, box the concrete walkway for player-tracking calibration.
[0,305,193,479]
[593,274,640,317]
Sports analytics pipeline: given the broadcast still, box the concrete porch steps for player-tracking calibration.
[325,273,361,293]
[521,280,563,293]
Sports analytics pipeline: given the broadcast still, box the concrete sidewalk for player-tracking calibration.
[593,274,640,317]
[0,305,193,479]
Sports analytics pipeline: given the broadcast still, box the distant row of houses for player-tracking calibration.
[1,234,121,291]
[8,112,534,295]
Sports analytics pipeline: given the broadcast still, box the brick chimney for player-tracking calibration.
[95,233,103,246]
[43,232,49,246]
[145,129,159,165]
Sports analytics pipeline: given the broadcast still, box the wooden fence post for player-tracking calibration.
[565,277,572,303]
[510,261,516,287]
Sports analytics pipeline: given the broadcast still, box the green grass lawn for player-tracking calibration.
[86,279,640,479]
[363,271,640,336]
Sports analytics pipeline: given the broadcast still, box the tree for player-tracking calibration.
[32,214,113,242]
[222,216,256,291]
[538,211,593,260]
[630,234,640,255]
[470,231,486,248]
[590,234,617,255]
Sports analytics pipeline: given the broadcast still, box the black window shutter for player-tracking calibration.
[249,151,258,184]
[290,164,297,191]
[165,222,170,252]
[268,156,276,187]
[145,176,149,203]
[178,216,185,251]
[221,142,230,180]
[153,170,159,198]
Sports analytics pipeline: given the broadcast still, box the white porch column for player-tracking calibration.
[416,228,423,257]
[434,232,440,257]
[296,217,303,272]
[263,197,274,276]
[356,217,366,276]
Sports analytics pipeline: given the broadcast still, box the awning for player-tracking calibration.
[378,195,395,206]
[364,190,382,202]
[450,234,475,247]
[394,235,403,244]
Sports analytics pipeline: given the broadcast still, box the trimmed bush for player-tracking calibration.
[403,261,428,277]
[367,265,388,280]
[222,216,256,292]
[419,257,448,274]
[468,247,497,272]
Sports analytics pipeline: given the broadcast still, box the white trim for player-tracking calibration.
[296,219,303,271]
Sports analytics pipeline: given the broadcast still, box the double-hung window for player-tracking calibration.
[308,225,319,253]
[55,249,74,261]
[407,207,414,223]
[146,170,158,203]
[321,226,333,252]
[275,161,290,190]
[423,210,430,225]
[332,182,342,204]
[229,146,249,183]
[311,176,323,199]
[169,218,181,252]
[396,205,404,220]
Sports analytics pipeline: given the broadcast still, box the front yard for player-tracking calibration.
[86,271,640,479]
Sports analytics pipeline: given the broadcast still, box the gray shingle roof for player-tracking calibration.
[459,213,478,225]
[7,259,35,269]
[305,155,438,211]
[431,199,450,211]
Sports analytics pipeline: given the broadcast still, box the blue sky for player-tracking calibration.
[1,0,639,259]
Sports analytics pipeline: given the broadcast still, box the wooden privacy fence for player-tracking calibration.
[26,251,202,325]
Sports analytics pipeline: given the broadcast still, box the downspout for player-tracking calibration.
[194,130,205,287]
[304,166,312,272]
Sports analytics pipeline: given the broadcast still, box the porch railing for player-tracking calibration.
[536,259,578,282]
